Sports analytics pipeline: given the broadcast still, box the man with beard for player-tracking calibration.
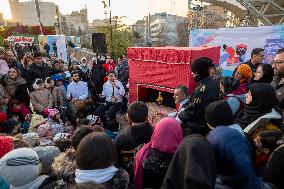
[26,52,52,88]
[177,57,219,136]
[4,50,25,78]
[66,71,89,102]
[272,48,284,100]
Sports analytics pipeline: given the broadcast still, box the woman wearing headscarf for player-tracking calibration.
[219,77,246,98]
[162,135,216,189]
[253,63,274,84]
[134,117,183,189]
[219,77,246,118]
[236,83,284,173]
[234,64,253,91]
[0,66,30,107]
[75,132,129,189]
[236,83,282,132]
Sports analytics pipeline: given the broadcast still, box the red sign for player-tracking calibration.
[13,36,34,43]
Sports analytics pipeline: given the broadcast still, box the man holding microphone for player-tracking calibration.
[95,71,125,122]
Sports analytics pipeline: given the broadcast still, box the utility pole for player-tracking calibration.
[109,0,113,55]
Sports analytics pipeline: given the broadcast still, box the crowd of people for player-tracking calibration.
[0,45,284,189]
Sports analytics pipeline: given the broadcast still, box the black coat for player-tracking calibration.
[263,146,284,189]
[142,148,173,189]
[91,62,105,94]
[117,62,129,87]
[114,122,153,166]
[178,77,219,135]
[26,63,52,87]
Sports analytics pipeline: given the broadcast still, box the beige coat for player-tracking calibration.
[29,88,53,113]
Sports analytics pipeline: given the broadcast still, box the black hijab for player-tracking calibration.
[220,77,240,94]
[236,83,278,129]
[162,135,216,189]
[253,63,274,84]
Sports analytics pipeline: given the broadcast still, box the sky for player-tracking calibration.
[0,0,189,25]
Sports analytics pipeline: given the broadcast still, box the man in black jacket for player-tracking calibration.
[114,101,153,169]
[26,52,52,89]
[178,57,219,136]
[116,56,129,90]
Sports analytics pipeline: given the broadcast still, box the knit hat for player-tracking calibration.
[0,136,13,158]
[53,133,71,142]
[36,123,52,138]
[29,114,46,132]
[236,64,253,84]
[22,132,40,147]
[87,115,101,126]
[32,78,44,90]
[33,146,60,174]
[43,108,59,118]
[2,118,20,134]
[52,74,64,81]
[205,100,234,128]
[0,148,43,186]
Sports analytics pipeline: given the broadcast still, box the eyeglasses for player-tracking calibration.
[272,60,284,66]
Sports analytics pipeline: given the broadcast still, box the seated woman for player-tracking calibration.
[134,117,183,189]
[220,77,246,98]
[234,64,253,92]
[236,83,284,173]
[162,135,217,189]
[75,132,129,189]
[0,66,30,107]
[253,63,274,84]
[219,77,246,118]
[29,78,53,115]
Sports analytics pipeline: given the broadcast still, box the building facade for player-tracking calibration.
[61,8,89,35]
[8,0,59,26]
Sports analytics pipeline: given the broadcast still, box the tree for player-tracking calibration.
[156,26,167,47]
[70,26,77,36]
[94,23,133,59]
[176,19,189,47]
[77,26,83,36]
[132,31,144,46]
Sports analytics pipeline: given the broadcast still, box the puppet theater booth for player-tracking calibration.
[127,46,220,124]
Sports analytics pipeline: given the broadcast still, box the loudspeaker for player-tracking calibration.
[92,33,107,53]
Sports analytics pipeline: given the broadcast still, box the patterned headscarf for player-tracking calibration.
[236,64,253,84]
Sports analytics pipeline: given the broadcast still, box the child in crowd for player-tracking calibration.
[8,99,31,122]
[29,78,53,115]
[36,123,54,146]
[44,108,64,135]
[1,118,21,136]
